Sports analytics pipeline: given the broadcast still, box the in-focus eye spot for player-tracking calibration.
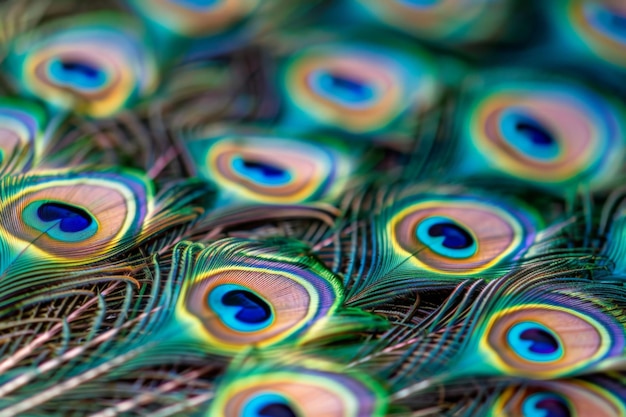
[37,201,94,233]
[1,171,150,265]
[484,303,619,379]
[179,242,347,353]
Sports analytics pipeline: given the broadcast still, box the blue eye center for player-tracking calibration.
[208,284,274,332]
[243,393,298,417]
[311,70,376,106]
[507,321,563,362]
[607,11,626,30]
[170,0,220,8]
[587,4,626,43]
[241,160,286,179]
[59,61,101,79]
[49,58,107,89]
[500,110,560,161]
[222,289,272,324]
[427,222,474,249]
[37,202,93,233]
[231,156,292,186]
[397,0,439,7]
[522,392,571,417]
[323,73,370,99]
[515,119,554,146]
[520,328,559,354]
[258,403,298,417]
[415,216,478,259]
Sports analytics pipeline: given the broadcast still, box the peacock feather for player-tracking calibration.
[275,30,450,146]
[180,126,362,206]
[3,10,159,118]
[449,69,626,194]
[336,0,515,46]
[0,97,47,174]
[206,352,389,417]
[0,0,626,416]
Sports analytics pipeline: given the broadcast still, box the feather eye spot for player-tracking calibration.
[0,171,151,263]
[281,42,439,134]
[462,80,626,186]
[178,259,344,351]
[491,379,626,417]
[522,392,571,417]
[481,305,621,378]
[208,358,388,417]
[185,134,352,204]
[389,195,537,275]
[4,13,159,117]
[507,321,563,362]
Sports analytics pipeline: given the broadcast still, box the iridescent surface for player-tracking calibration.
[0,1,625,417]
